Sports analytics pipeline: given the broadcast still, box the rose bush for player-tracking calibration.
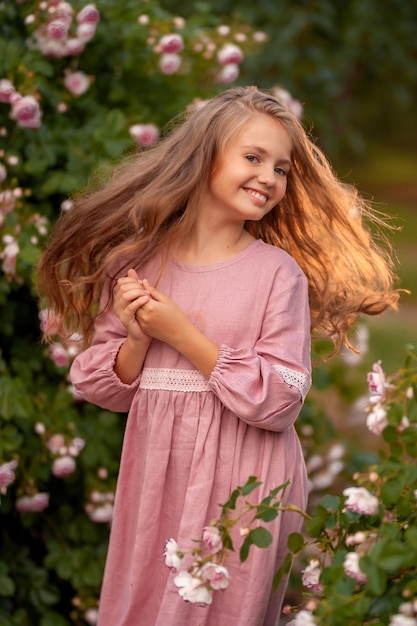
[0,1,266,624]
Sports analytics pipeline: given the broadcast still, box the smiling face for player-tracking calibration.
[199,113,292,227]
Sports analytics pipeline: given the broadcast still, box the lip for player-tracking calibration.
[243,187,269,205]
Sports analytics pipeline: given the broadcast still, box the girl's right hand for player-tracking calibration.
[114,268,151,343]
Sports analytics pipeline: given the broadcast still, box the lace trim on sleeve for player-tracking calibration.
[272,364,311,401]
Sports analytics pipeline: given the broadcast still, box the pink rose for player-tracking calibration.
[46,433,66,454]
[202,525,223,554]
[77,4,100,25]
[173,571,213,605]
[64,70,91,96]
[0,79,15,103]
[1,238,19,275]
[343,486,379,516]
[10,95,42,128]
[301,559,324,593]
[129,124,159,146]
[159,34,184,54]
[163,538,184,570]
[158,53,182,75]
[200,562,230,590]
[343,551,367,584]
[16,492,49,513]
[367,361,387,401]
[0,460,18,494]
[66,38,85,56]
[216,64,239,84]
[47,19,69,40]
[52,455,76,477]
[366,405,389,435]
[76,22,97,42]
[217,43,244,65]
[0,190,15,213]
[48,342,70,367]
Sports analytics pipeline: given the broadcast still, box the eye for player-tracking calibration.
[274,166,287,176]
[245,154,259,163]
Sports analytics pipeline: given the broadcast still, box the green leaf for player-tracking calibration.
[0,574,15,596]
[272,553,293,590]
[241,476,262,496]
[287,532,306,553]
[250,526,272,549]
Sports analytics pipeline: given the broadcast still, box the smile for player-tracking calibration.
[244,188,268,203]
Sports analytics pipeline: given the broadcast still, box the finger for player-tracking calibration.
[127,268,140,281]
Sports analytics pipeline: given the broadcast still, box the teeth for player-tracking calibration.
[247,189,267,202]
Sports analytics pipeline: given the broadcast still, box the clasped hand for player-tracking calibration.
[114,268,190,347]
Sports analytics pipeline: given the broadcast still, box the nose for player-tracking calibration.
[257,166,275,186]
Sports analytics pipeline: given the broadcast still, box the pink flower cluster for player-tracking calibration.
[164,525,230,605]
[155,33,184,75]
[35,425,85,478]
[271,86,304,120]
[0,79,42,129]
[85,490,115,523]
[38,308,82,366]
[16,492,50,513]
[29,2,100,59]
[216,43,244,85]
[365,361,392,435]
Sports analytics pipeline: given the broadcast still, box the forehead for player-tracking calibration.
[225,113,292,153]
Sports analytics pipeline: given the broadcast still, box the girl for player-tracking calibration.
[37,86,399,626]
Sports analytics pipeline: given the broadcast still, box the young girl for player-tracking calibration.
[37,86,399,626]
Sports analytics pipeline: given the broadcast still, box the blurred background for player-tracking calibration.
[0,0,416,624]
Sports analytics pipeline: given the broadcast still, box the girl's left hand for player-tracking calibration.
[136,280,192,348]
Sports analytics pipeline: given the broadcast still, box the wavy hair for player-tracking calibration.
[37,86,400,352]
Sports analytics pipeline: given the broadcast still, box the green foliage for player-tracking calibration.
[0,1,263,623]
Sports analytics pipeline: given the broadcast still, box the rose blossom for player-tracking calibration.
[301,559,324,593]
[10,95,42,128]
[366,405,389,435]
[64,70,91,96]
[0,79,15,103]
[1,237,19,275]
[0,460,18,495]
[47,19,69,40]
[77,4,100,24]
[343,486,379,516]
[158,53,182,74]
[217,43,244,65]
[129,123,159,146]
[49,342,70,367]
[0,163,6,184]
[367,360,387,402]
[87,502,114,523]
[216,64,239,84]
[202,525,223,554]
[159,34,184,54]
[173,571,213,605]
[84,608,99,626]
[52,455,76,477]
[164,538,184,570]
[389,615,417,626]
[343,551,367,584]
[200,562,230,590]
[76,22,97,41]
[287,610,317,625]
[46,433,65,453]
[0,190,15,213]
[16,492,49,513]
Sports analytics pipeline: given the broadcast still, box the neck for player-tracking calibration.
[173,225,255,265]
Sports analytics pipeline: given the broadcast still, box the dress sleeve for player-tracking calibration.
[208,268,311,432]
[69,294,140,413]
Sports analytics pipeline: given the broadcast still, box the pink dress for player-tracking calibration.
[70,239,311,626]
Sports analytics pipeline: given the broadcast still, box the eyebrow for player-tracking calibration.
[241,145,292,168]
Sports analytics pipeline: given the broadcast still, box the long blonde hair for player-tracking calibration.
[37,86,400,352]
